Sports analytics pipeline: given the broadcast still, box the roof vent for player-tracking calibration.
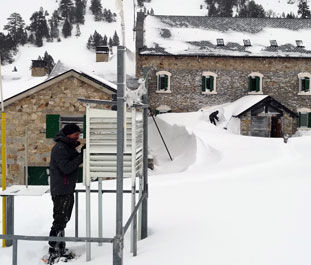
[270,40,278,47]
[243,39,251,47]
[296,40,304,48]
[216,38,224,46]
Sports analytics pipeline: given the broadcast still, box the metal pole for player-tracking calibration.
[113,45,125,265]
[141,70,149,240]
[6,196,14,247]
[75,191,79,238]
[13,239,17,265]
[98,177,103,246]
[130,108,137,255]
[150,113,173,161]
[0,55,7,248]
[25,127,28,188]
[86,185,91,261]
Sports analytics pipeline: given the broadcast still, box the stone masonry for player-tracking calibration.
[136,55,311,113]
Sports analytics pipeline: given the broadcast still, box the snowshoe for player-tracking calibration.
[42,249,75,264]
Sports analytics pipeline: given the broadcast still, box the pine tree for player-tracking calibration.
[103,34,107,46]
[150,8,154,15]
[75,23,81,37]
[3,13,26,45]
[59,0,74,21]
[90,0,103,20]
[35,32,43,47]
[87,34,94,49]
[238,0,265,18]
[298,0,311,18]
[218,0,234,17]
[28,33,35,44]
[92,30,103,47]
[112,31,120,46]
[29,9,50,47]
[43,51,55,73]
[49,10,61,40]
[74,0,85,24]
[62,18,72,37]
[20,29,28,45]
[0,33,14,64]
[108,37,113,48]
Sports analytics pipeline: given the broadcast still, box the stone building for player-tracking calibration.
[136,13,311,136]
[0,64,116,185]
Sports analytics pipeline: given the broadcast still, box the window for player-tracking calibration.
[248,72,263,94]
[298,73,311,94]
[298,112,311,128]
[296,40,304,48]
[46,114,85,138]
[156,71,172,93]
[243,39,251,47]
[202,72,217,94]
[61,116,85,138]
[270,40,278,47]
[217,39,224,46]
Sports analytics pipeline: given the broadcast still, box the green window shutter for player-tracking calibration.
[255,77,260,92]
[298,112,301,127]
[164,75,168,90]
[248,76,253,92]
[46,114,60,138]
[210,76,214,91]
[202,76,206,92]
[83,115,86,138]
[308,113,311,128]
[305,77,310,92]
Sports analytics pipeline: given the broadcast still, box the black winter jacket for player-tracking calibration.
[49,130,83,196]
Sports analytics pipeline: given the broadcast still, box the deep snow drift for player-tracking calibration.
[1,111,311,265]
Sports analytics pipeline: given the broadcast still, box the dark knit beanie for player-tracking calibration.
[63,123,81,136]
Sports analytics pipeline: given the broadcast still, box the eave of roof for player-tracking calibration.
[4,69,117,108]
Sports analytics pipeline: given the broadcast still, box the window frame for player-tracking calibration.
[248,72,264,94]
[298,108,311,128]
[201,71,218,95]
[298,72,311,95]
[156,71,172,93]
[46,114,86,139]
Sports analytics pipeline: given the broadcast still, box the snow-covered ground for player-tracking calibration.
[1,111,311,265]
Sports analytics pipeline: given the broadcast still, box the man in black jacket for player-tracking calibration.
[48,123,84,260]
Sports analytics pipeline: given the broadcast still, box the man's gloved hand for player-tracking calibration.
[81,144,86,152]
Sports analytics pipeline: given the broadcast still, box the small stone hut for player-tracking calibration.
[0,67,116,185]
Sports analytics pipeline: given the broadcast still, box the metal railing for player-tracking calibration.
[0,189,147,265]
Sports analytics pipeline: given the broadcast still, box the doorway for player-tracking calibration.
[270,116,282,137]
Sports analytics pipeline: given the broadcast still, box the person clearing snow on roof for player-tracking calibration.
[209,110,219,126]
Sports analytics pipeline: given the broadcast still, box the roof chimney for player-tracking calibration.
[96,46,109,62]
[31,60,48,77]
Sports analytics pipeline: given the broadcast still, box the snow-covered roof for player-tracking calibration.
[3,62,117,107]
[139,15,311,58]
[49,61,117,90]
[229,95,297,117]
[230,95,269,116]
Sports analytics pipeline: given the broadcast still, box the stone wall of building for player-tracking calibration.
[136,55,311,113]
[32,67,48,77]
[240,112,252,136]
[0,76,111,184]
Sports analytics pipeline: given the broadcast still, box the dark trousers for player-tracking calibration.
[49,194,74,250]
